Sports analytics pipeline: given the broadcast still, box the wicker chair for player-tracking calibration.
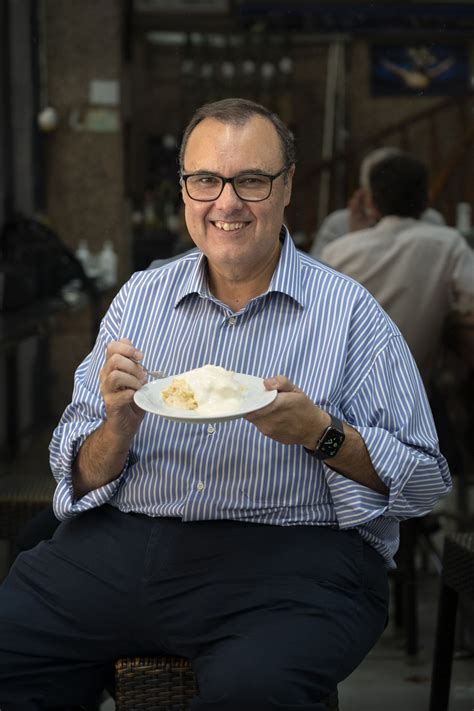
[429,531,474,711]
[115,656,340,710]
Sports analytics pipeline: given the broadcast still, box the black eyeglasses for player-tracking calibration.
[180,167,288,202]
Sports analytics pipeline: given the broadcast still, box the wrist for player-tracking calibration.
[302,408,331,451]
[304,412,346,460]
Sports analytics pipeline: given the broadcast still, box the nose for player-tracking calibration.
[215,180,244,210]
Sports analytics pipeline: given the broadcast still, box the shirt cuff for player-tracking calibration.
[53,466,128,520]
[50,424,129,519]
[323,467,389,529]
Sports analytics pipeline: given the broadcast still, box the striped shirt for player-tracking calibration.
[50,229,452,568]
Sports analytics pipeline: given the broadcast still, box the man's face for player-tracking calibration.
[181,115,294,280]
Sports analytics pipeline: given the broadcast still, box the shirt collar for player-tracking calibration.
[173,225,304,309]
[267,226,304,307]
[376,216,419,232]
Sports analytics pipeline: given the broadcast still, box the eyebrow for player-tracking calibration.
[182,168,276,176]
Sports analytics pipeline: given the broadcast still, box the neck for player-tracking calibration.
[208,250,280,312]
[211,283,262,312]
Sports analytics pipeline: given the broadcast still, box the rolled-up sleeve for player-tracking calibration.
[49,284,130,519]
[324,333,452,528]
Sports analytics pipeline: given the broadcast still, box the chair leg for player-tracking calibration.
[429,582,458,711]
[404,546,418,657]
[392,574,404,629]
[398,518,419,656]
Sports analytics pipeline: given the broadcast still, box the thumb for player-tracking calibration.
[263,375,302,393]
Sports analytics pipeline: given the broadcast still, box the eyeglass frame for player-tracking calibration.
[179,166,289,202]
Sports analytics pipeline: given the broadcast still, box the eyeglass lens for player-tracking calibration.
[186,174,273,201]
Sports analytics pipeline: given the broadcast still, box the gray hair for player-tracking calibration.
[359,147,402,188]
[179,98,296,179]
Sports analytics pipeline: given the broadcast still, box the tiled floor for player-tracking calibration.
[339,573,474,710]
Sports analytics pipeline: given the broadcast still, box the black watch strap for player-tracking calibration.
[304,414,345,460]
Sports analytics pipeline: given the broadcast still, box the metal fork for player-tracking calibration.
[131,358,167,380]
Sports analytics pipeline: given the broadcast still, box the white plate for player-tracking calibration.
[133,372,277,423]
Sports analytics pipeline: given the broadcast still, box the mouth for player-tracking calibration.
[211,220,251,232]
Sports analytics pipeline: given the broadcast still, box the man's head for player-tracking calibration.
[179,98,296,178]
[179,98,296,284]
[367,152,429,219]
[359,147,402,189]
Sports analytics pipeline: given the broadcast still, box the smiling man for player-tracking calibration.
[0,99,451,711]
[179,112,294,313]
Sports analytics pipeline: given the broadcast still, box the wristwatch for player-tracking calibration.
[304,414,345,460]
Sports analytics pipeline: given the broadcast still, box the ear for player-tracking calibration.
[284,164,295,207]
[181,179,188,205]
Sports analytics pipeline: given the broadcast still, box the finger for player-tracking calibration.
[105,387,137,405]
[263,375,302,393]
[106,339,144,363]
[101,354,143,382]
[101,370,143,397]
[245,400,276,422]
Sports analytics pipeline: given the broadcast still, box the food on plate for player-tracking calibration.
[161,364,246,414]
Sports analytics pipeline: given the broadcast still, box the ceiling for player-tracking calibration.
[132,1,474,37]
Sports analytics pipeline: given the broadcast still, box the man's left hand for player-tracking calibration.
[245,375,329,449]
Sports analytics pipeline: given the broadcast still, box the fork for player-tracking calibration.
[131,358,167,380]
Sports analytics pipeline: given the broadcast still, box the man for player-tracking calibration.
[0,99,451,710]
[320,152,474,389]
[309,146,444,259]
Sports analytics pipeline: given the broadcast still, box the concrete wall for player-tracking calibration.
[43,0,129,281]
[9,0,36,217]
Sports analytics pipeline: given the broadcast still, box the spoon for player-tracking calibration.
[131,358,167,380]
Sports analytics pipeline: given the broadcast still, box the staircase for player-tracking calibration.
[304,92,474,239]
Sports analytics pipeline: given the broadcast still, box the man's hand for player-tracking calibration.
[72,338,148,499]
[245,376,328,449]
[245,375,388,495]
[348,187,374,233]
[100,338,147,440]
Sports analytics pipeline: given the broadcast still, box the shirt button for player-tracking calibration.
[229,317,236,326]
[197,481,205,491]
[207,424,215,434]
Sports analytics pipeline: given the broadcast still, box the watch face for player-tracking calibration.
[319,427,345,457]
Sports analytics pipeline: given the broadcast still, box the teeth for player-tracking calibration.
[214,221,246,232]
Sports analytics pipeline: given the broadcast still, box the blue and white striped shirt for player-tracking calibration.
[50,229,452,568]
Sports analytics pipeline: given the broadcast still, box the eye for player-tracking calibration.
[236,174,268,187]
[190,174,220,187]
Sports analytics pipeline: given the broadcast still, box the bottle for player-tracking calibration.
[143,190,157,228]
[456,202,471,233]
[456,202,474,248]
[98,240,118,289]
[75,239,95,278]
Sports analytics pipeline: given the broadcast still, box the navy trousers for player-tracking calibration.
[0,505,389,710]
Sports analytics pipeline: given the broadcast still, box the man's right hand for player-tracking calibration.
[72,338,148,500]
[99,338,147,440]
[348,187,374,232]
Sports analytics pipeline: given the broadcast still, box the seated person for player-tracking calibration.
[320,151,474,391]
[0,99,451,711]
[310,146,444,259]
